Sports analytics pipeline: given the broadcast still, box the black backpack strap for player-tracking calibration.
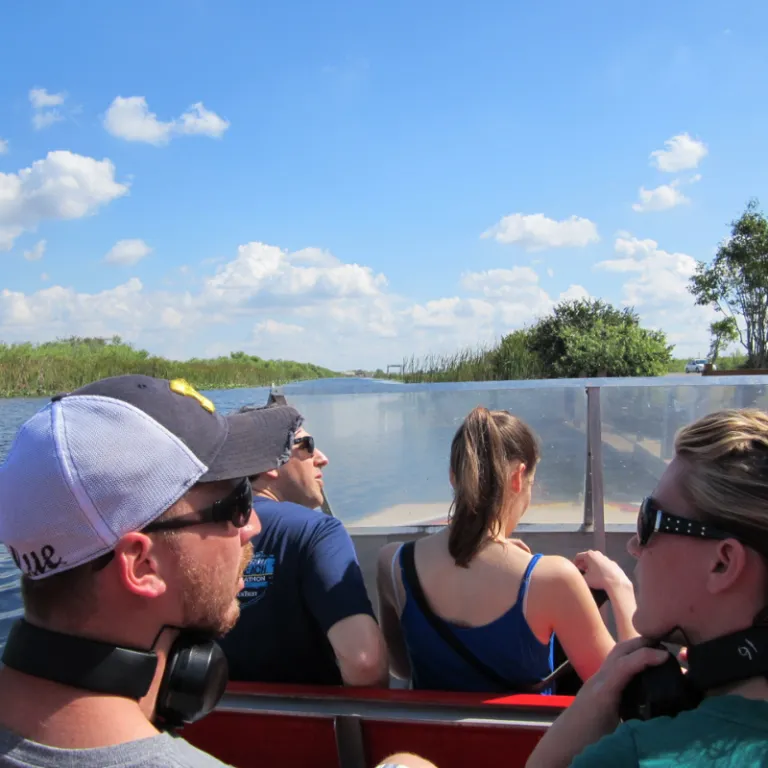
[400,541,526,692]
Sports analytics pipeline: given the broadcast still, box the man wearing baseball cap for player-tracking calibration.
[0,375,302,767]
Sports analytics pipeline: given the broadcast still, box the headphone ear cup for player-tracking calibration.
[619,649,701,722]
[155,638,229,729]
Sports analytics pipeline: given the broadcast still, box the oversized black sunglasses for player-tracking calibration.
[637,496,740,547]
[143,478,254,533]
[294,435,315,455]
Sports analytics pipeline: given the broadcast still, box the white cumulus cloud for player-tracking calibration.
[104,96,230,145]
[409,297,496,329]
[0,278,146,330]
[461,267,540,298]
[29,88,66,109]
[254,319,305,335]
[177,103,230,138]
[161,307,184,328]
[632,181,689,212]
[0,150,129,251]
[32,111,63,130]
[482,213,599,251]
[650,133,708,172]
[0,139,8,155]
[203,242,386,304]
[23,239,46,261]
[104,239,152,266]
[595,235,717,352]
[29,88,67,130]
[457,267,590,330]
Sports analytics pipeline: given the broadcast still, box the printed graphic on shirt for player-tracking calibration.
[238,551,276,607]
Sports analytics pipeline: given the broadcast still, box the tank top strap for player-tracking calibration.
[515,552,543,604]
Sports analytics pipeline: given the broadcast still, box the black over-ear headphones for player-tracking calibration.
[620,624,768,721]
[1,619,228,731]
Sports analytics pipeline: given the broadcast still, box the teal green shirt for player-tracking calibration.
[570,696,768,767]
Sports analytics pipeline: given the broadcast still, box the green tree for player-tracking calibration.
[525,298,672,378]
[689,199,768,368]
[707,317,739,364]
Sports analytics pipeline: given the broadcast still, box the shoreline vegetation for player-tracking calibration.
[372,347,747,384]
[372,299,750,384]
[0,302,750,398]
[0,337,336,398]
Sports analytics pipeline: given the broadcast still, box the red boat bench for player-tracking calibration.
[181,682,573,768]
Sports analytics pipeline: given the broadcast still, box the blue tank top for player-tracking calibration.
[398,549,555,693]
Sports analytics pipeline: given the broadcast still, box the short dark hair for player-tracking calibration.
[20,495,189,623]
[20,554,108,624]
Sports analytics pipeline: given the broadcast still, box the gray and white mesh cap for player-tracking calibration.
[0,374,302,580]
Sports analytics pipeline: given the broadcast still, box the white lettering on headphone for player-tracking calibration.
[738,639,758,661]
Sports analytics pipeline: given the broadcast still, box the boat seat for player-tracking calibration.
[180,682,573,768]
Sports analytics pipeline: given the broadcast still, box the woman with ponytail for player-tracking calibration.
[376,406,637,692]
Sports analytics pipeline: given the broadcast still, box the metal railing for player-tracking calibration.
[269,375,768,553]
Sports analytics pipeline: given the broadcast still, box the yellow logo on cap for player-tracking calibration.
[169,379,215,413]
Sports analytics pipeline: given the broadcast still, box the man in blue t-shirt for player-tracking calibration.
[220,408,388,687]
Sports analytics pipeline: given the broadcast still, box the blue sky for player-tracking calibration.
[1,0,766,369]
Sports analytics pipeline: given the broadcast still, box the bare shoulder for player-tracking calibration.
[531,554,584,588]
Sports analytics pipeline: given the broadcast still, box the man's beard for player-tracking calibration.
[177,541,254,639]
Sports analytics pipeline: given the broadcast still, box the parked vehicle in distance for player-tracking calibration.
[685,358,715,373]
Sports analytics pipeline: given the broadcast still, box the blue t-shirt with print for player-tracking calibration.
[219,498,375,686]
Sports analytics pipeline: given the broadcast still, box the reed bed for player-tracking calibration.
[400,333,543,383]
[400,336,746,384]
[0,337,335,398]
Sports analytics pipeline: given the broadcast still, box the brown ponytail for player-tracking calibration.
[448,406,539,567]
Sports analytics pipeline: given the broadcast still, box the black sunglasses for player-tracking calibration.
[142,478,254,533]
[294,435,315,455]
[637,496,740,547]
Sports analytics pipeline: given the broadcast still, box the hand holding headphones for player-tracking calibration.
[569,637,670,723]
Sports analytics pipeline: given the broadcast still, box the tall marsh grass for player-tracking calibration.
[402,334,748,384]
[401,332,544,383]
[0,337,336,398]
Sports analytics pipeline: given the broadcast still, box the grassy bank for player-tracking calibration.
[0,337,336,398]
[398,345,752,384]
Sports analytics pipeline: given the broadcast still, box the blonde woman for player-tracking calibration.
[528,409,768,767]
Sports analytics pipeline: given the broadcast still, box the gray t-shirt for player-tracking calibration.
[0,726,231,767]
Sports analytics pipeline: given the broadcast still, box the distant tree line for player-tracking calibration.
[0,336,336,398]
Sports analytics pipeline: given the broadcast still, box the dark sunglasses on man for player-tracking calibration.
[143,478,254,533]
[294,435,315,455]
[91,479,254,571]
